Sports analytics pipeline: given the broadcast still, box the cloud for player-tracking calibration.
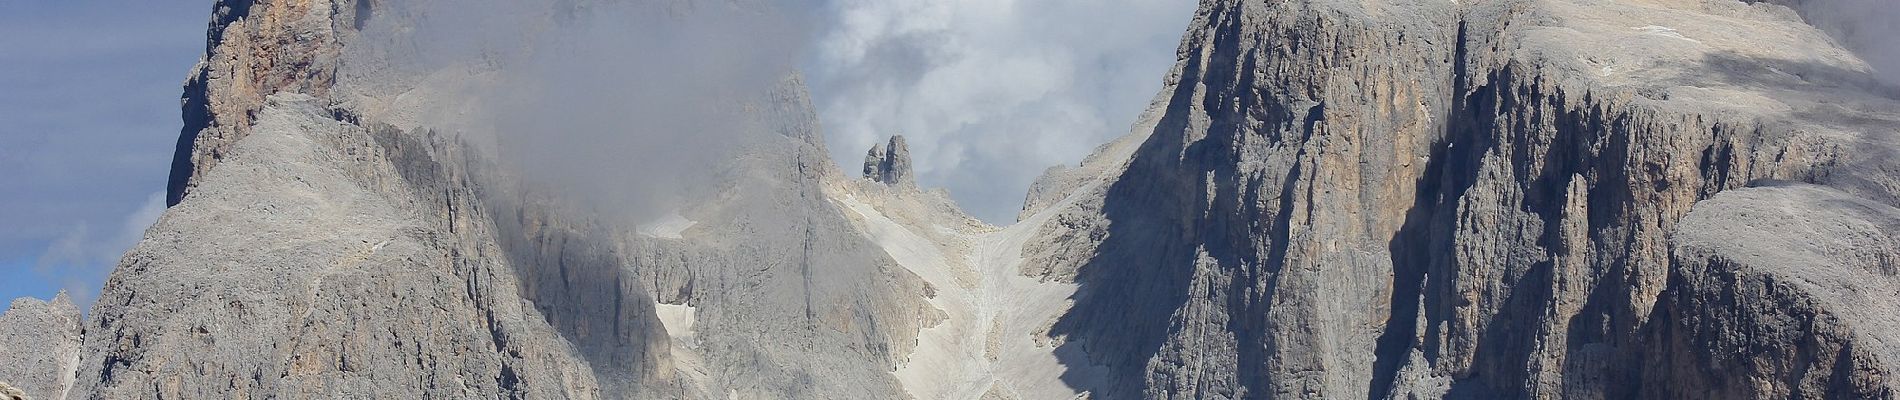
[35,192,165,306]
[806,0,1195,222]
[1786,0,1900,83]
[487,1,815,221]
[362,0,819,223]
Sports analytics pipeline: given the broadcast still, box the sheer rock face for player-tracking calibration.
[0,294,82,400]
[167,0,363,206]
[1020,0,1900,398]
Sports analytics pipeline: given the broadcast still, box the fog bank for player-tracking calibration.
[361,0,816,223]
[1785,0,1900,83]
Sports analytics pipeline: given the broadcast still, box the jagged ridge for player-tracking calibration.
[5,1,1899,399]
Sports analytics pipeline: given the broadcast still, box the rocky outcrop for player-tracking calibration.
[0,293,81,400]
[73,95,625,399]
[167,0,362,206]
[863,135,915,187]
[1645,183,1900,398]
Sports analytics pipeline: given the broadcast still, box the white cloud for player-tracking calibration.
[1790,0,1900,83]
[807,0,1196,222]
[35,192,164,306]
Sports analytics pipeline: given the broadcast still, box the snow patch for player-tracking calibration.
[1633,25,1702,43]
[654,301,698,344]
[637,211,697,239]
[656,299,716,396]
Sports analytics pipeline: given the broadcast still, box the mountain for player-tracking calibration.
[1020,0,1900,397]
[2,0,1897,399]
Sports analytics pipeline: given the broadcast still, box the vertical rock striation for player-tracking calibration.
[1022,0,1900,398]
[167,0,363,206]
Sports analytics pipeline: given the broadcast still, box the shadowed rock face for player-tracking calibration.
[8,0,1900,399]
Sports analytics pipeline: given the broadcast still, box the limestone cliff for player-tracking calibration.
[167,0,362,206]
[1020,0,1900,398]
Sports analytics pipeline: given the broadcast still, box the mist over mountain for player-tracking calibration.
[344,0,819,225]
[805,0,1194,222]
[2,0,1899,399]
[1778,0,1900,83]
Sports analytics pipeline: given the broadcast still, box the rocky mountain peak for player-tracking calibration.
[862,135,914,186]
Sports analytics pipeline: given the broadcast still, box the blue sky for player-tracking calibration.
[0,2,207,305]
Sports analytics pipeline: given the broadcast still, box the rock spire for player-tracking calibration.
[862,135,914,186]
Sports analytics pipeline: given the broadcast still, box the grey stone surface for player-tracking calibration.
[70,94,627,399]
[0,294,80,400]
[167,0,360,206]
